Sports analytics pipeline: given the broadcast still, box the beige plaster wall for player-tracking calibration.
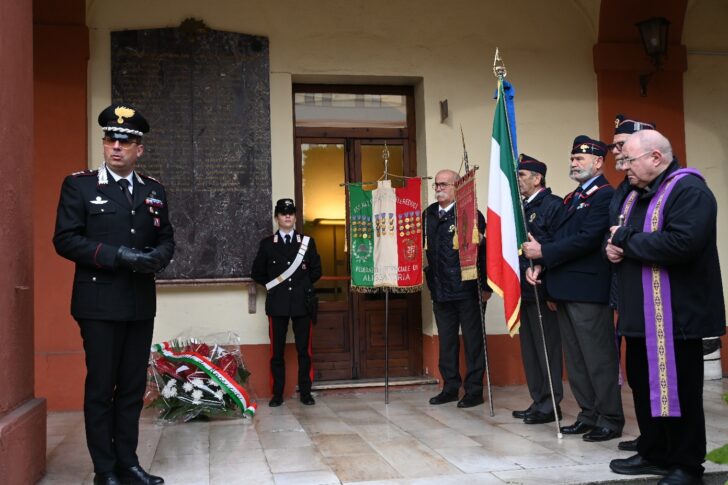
[683,0,728,326]
[86,0,601,341]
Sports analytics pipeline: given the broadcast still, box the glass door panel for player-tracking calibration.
[300,143,349,302]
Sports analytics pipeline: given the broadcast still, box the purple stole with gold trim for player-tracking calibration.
[620,167,703,418]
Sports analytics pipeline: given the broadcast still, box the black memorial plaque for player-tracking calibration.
[111,27,272,280]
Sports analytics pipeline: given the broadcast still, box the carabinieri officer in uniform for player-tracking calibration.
[251,198,322,407]
[53,104,174,485]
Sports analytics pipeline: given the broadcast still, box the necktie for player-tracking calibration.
[284,234,291,244]
[570,187,583,208]
[119,179,133,206]
[438,209,446,218]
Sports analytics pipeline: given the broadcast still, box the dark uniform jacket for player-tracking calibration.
[541,174,614,304]
[610,161,726,339]
[607,176,633,308]
[519,188,562,302]
[53,167,175,321]
[251,231,322,317]
[423,202,488,302]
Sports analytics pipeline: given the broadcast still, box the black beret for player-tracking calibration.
[571,135,607,157]
[614,114,656,135]
[518,154,547,176]
[98,104,150,138]
[274,198,296,215]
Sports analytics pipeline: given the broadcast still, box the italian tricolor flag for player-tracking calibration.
[486,79,526,335]
[349,178,423,292]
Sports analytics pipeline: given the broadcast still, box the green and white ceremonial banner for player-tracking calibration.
[348,178,423,292]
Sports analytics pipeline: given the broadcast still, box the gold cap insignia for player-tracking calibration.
[614,118,620,128]
[114,106,135,124]
[580,144,589,153]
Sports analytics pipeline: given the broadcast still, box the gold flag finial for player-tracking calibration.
[493,48,507,79]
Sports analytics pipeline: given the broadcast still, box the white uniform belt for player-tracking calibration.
[265,236,310,290]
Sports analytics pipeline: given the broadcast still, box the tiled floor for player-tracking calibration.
[41,380,728,484]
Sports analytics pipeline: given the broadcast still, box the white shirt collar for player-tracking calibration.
[278,229,295,238]
[525,188,545,203]
[438,202,455,213]
[106,167,135,193]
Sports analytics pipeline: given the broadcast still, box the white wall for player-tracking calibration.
[683,0,728,326]
[86,0,601,341]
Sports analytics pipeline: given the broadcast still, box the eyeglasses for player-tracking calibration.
[621,152,651,166]
[607,141,625,152]
[102,137,139,149]
[432,182,453,189]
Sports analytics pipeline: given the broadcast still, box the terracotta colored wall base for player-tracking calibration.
[0,399,47,485]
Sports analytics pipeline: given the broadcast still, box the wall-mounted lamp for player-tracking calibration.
[636,17,670,97]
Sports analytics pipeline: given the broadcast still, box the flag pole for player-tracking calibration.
[383,143,390,405]
[461,127,495,417]
[494,48,563,439]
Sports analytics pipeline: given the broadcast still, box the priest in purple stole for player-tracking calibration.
[606,130,725,485]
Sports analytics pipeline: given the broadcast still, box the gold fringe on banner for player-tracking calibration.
[461,267,478,280]
[452,231,459,250]
[472,226,479,244]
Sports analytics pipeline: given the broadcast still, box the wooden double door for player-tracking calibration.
[294,137,423,381]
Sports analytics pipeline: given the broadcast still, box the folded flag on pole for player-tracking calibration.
[349,178,423,292]
[455,169,480,281]
[486,79,525,335]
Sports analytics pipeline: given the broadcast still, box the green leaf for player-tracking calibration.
[706,443,728,465]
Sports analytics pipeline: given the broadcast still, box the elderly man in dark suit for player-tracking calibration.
[512,155,564,425]
[54,104,174,485]
[251,198,322,407]
[523,136,624,442]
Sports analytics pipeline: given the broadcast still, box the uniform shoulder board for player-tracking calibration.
[71,169,98,177]
[139,173,163,185]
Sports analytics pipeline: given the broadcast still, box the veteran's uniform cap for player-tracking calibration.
[98,104,150,140]
[614,114,656,135]
[274,198,296,215]
[571,135,607,157]
[518,154,547,176]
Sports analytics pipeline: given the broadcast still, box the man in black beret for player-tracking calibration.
[522,136,624,442]
[511,155,564,425]
[53,104,173,485]
[251,198,322,407]
[607,115,655,452]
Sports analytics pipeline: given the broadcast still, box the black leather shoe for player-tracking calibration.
[609,454,670,476]
[116,465,164,484]
[657,468,703,485]
[300,393,316,405]
[523,409,561,424]
[560,420,594,435]
[618,436,640,451]
[457,394,484,408]
[94,472,121,485]
[512,407,532,419]
[429,391,458,405]
[583,426,622,442]
[269,395,283,407]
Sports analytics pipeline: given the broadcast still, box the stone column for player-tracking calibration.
[0,1,47,484]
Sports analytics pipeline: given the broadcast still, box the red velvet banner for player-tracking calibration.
[455,169,479,281]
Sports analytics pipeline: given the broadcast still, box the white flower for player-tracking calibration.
[191,379,204,388]
[161,382,178,398]
[214,390,224,400]
[182,382,194,392]
[209,380,220,387]
[191,390,203,403]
